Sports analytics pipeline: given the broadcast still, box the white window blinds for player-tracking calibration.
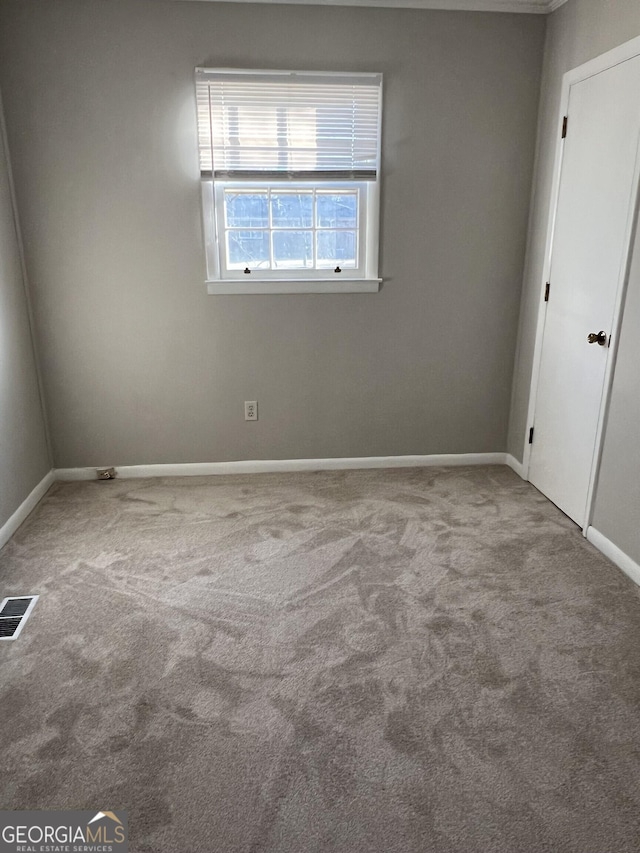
[195,69,382,181]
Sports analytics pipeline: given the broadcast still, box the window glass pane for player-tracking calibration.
[227,231,270,268]
[216,182,367,277]
[225,192,268,227]
[271,193,313,228]
[317,231,357,268]
[273,231,313,269]
[317,193,358,228]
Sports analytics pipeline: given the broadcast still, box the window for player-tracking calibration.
[195,69,383,294]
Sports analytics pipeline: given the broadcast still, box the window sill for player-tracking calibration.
[207,278,382,295]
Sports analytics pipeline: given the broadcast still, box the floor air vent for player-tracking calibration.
[0,596,38,641]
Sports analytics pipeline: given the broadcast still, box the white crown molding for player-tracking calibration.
[173,0,567,14]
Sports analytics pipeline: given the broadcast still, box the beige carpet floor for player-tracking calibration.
[1,466,640,852]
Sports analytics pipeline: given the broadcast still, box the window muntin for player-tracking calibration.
[195,69,382,286]
[216,184,363,276]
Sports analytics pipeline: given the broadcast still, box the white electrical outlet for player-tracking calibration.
[244,401,258,421]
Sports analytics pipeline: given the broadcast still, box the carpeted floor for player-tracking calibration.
[1,465,640,852]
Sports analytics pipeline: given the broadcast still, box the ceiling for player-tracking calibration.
[174,0,568,13]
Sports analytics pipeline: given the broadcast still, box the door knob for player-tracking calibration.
[587,331,607,346]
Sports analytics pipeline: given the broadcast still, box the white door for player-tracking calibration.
[529,54,640,527]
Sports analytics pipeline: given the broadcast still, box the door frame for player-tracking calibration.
[523,33,640,531]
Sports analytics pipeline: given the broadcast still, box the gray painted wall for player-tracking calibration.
[508,0,640,564]
[0,91,50,531]
[0,0,544,467]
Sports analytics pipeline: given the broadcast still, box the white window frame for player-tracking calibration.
[203,180,380,290]
[196,69,383,295]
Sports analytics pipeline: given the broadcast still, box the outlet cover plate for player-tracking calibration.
[244,401,258,421]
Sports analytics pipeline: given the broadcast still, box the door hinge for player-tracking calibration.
[529,427,534,445]
[561,116,568,139]
[544,281,550,302]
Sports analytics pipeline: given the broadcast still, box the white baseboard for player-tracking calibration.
[55,452,508,481]
[0,470,55,551]
[586,526,640,588]
[505,453,527,480]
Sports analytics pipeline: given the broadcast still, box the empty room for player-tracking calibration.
[1,0,640,850]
